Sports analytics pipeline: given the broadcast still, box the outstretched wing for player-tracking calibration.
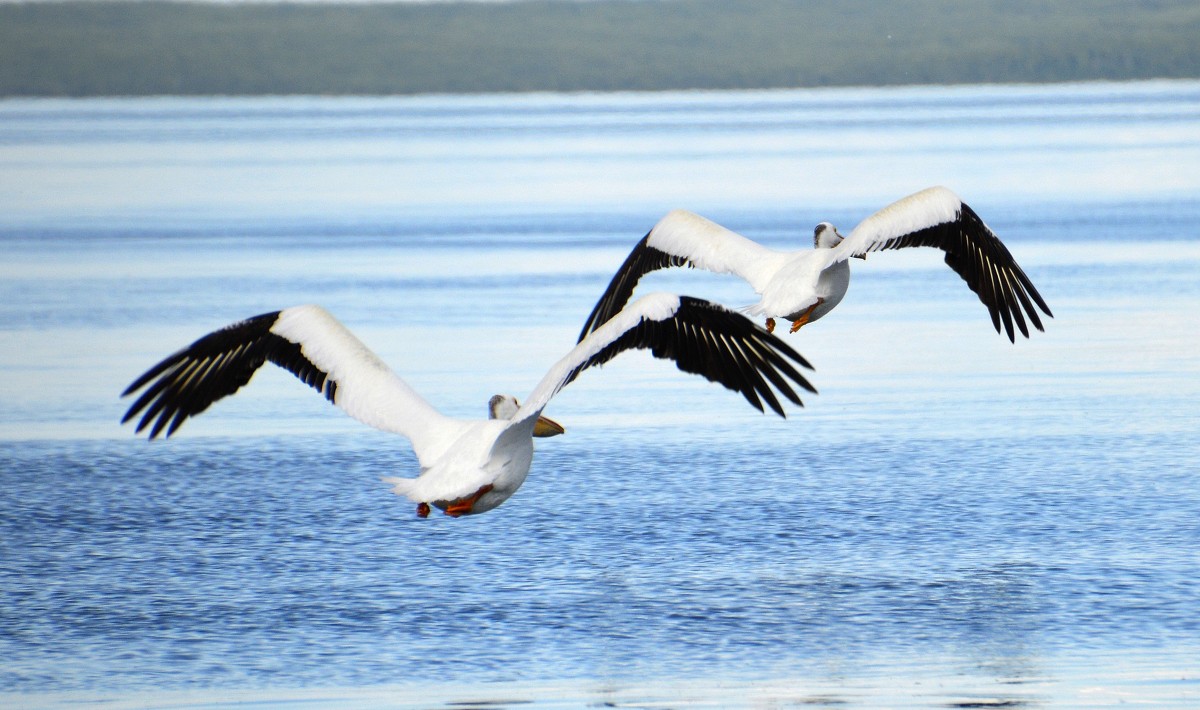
[523,293,816,430]
[578,210,787,342]
[830,186,1053,341]
[121,305,455,456]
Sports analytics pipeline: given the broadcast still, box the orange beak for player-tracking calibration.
[533,414,565,437]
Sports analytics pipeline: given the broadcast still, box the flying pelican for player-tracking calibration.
[578,186,1052,344]
[121,294,816,517]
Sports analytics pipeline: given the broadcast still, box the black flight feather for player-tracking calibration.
[121,311,338,439]
[564,296,814,417]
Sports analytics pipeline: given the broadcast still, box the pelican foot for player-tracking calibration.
[789,299,824,333]
[441,484,495,518]
[765,317,776,333]
[416,502,431,518]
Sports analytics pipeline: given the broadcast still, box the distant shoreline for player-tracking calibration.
[3,0,1199,97]
[4,77,1198,104]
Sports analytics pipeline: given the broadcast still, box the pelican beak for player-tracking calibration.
[533,414,565,437]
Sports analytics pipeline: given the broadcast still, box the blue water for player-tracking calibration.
[1,82,1199,707]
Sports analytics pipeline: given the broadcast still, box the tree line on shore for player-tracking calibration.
[2,0,1197,96]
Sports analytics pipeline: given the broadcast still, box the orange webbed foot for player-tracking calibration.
[765,317,776,333]
[442,484,495,518]
[789,299,824,333]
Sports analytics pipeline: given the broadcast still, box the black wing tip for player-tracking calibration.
[675,296,818,414]
[118,407,140,427]
[118,310,312,441]
[938,203,1057,342]
[571,293,819,417]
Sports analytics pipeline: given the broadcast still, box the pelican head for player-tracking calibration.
[813,222,843,249]
[815,221,866,260]
[488,394,565,437]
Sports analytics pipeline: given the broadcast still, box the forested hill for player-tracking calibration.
[3,0,1198,97]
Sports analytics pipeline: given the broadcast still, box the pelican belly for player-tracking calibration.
[756,251,829,320]
[382,419,519,509]
[790,260,850,324]
[471,441,534,514]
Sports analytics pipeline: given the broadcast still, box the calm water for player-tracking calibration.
[1,82,1199,708]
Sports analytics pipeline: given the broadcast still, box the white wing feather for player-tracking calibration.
[825,186,962,265]
[514,292,683,423]
[650,210,790,292]
[271,305,460,464]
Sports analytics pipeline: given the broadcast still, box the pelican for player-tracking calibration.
[121,294,816,517]
[578,186,1052,344]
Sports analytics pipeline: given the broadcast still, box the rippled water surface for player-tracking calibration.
[1,82,1198,707]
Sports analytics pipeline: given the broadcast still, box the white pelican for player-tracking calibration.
[121,294,816,517]
[578,186,1052,344]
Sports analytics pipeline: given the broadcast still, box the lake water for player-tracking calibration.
[1,81,1198,708]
